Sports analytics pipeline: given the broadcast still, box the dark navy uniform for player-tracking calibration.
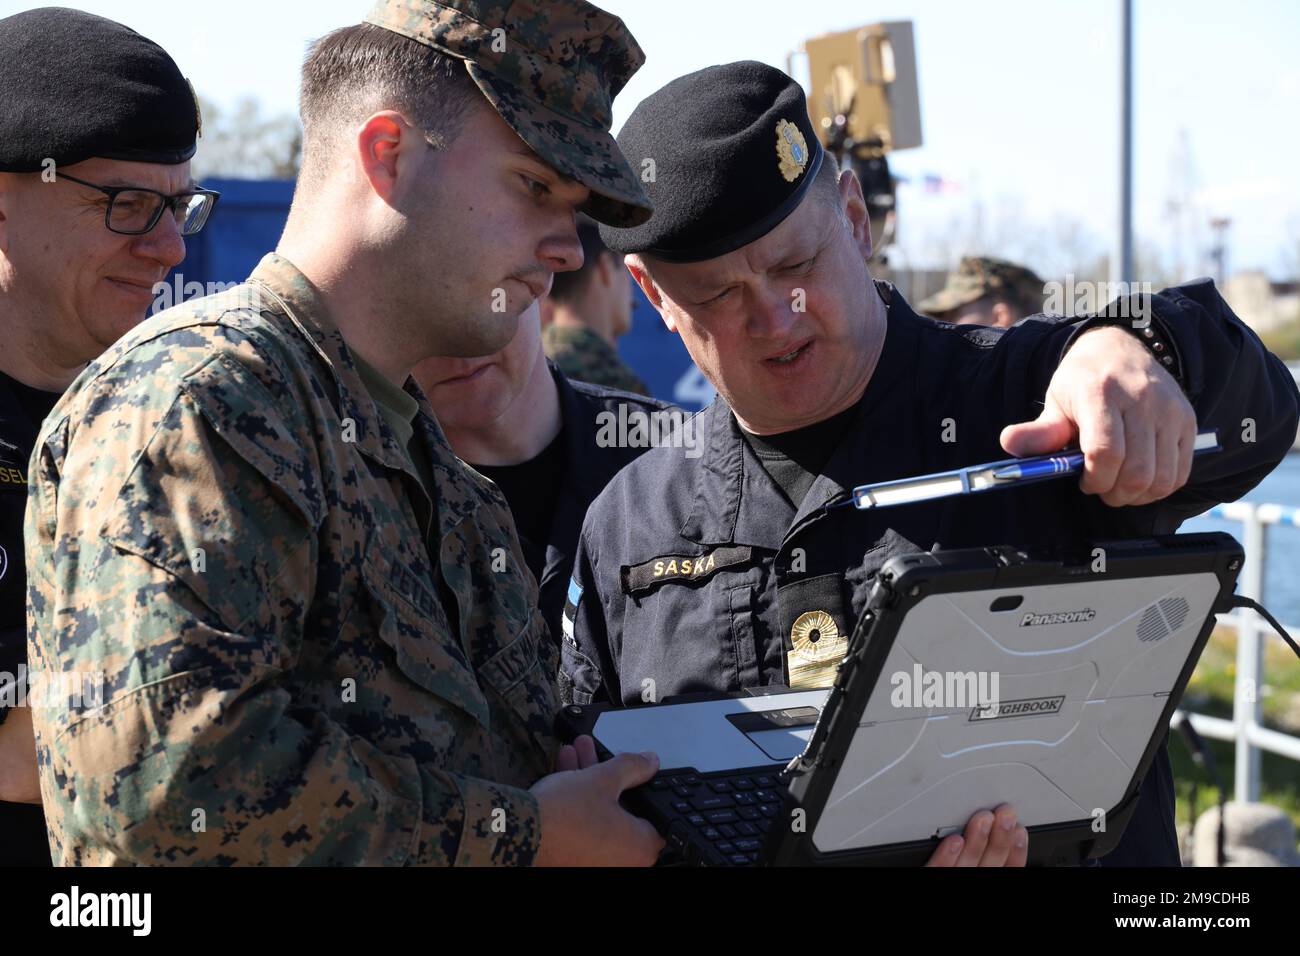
[0,371,60,866]
[474,362,676,653]
[563,279,1300,866]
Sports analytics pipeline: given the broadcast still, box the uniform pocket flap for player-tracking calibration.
[362,556,491,730]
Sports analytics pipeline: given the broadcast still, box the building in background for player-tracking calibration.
[1223,272,1300,335]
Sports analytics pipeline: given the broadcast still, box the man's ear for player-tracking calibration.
[990,301,1017,328]
[625,255,677,332]
[838,168,873,262]
[355,111,410,203]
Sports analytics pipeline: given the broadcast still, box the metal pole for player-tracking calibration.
[1234,504,1265,802]
[1113,0,1134,287]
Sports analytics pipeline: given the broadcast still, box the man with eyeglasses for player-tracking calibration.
[0,7,212,865]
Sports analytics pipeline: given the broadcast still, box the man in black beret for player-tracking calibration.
[561,61,1300,866]
[0,6,215,865]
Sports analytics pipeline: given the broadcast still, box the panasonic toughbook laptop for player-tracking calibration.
[557,533,1244,866]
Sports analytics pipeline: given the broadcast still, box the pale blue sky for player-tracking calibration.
[5,0,1298,277]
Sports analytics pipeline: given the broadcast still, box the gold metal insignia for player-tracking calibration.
[775,119,809,183]
[790,610,839,660]
[787,610,847,689]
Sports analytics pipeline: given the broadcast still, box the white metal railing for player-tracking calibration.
[1179,501,1300,800]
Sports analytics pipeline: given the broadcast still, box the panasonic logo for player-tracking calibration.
[970,696,1065,721]
[1019,608,1096,627]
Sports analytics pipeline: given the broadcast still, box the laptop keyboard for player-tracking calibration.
[640,769,787,866]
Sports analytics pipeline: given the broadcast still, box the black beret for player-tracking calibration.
[0,7,200,173]
[599,61,823,263]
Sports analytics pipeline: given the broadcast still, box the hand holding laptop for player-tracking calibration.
[926,804,1029,867]
[549,734,1030,866]
[531,744,665,866]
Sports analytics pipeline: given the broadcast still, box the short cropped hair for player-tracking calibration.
[298,22,478,187]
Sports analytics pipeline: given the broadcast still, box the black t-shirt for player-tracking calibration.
[0,369,60,867]
[473,427,568,586]
[740,403,861,508]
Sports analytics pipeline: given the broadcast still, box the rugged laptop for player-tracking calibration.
[557,533,1244,866]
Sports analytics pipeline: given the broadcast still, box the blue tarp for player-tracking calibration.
[174,178,714,410]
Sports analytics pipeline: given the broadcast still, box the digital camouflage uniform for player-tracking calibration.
[543,324,651,396]
[918,255,1046,318]
[26,0,652,868]
[27,255,560,865]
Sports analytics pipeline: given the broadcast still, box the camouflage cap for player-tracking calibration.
[918,256,1046,317]
[364,0,653,227]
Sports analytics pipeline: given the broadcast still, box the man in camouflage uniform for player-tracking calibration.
[26,0,663,866]
[542,216,651,395]
[919,255,1046,328]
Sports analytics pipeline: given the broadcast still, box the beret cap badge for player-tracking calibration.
[775,119,809,183]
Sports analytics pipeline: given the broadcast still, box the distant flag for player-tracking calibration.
[921,174,962,194]
[892,173,963,194]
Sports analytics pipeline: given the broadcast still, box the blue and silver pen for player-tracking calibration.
[842,427,1221,511]
[991,428,1221,482]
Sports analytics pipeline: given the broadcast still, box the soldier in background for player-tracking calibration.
[542,216,651,395]
[0,7,212,866]
[415,301,675,654]
[26,0,663,867]
[919,255,1046,328]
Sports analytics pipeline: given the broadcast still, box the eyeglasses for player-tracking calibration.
[56,173,221,237]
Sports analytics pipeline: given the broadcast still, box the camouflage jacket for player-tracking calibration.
[542,324,650,396]
[26,253,560,866]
